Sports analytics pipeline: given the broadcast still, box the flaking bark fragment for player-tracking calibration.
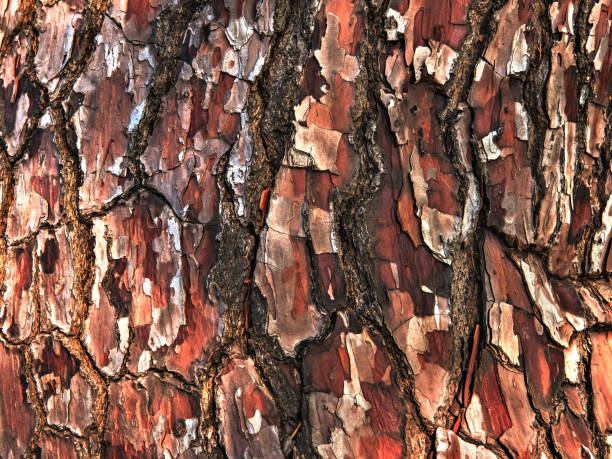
[1,0,611,456]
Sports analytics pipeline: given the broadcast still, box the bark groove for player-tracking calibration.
[0,0,610,457]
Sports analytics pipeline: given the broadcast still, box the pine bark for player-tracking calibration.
[0,0,610,457]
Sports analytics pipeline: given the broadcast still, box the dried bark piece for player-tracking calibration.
[262,167,306,238]
[304,312,406,459]
[147,1,274,220]
[376,17,466,422]
[0,32,42,157]
[483,235,580,421]
[36,227,75,333]
[105,374,201,457]
[380,85,461,263]
[226,118,252,218]
[577,279,612,325]
[415,41,457,85]
[141,61,225,223]
[139,63,196,179]
[30,335,95,435]
[71,18,153,212]
[551,411,595,459]
[255,190,324,354]
[86,192,218,381]
[253,0,365,354]
[476,78,536,246]
[511,307,565,422]
[463,350,541,457]
[586,102,606,157]
[435,428,497,458]
[6,127,63,242]
[2,239,36,340]
[587,0,611,105]
[307,171,348,309]
[165,221,220,378]
[483,231,532,312]
[286,0,362,174]
[463,0,539,249]
[36,431,79,459]
[483,0,531,78]
[589,165,612,274]
[367,104,455,424]
[543,1,612,277]
[290,91,357,173]
[2,0,611,455]
[85,220,129,376]
[216,355,283,459]
[107,193,186,361]
[188,0,275,85]
[385,0,469,69]
[591,331,612,438]
[488,302,520,366]
[0,343,34,457]
[547,40,577,129]
[107,0,173,43]
[516,252,584,347]
[550,0,576,35]
[34,0,84,91]
[461,350,512,446]
[293,122,343,173]
[256,224,323,353]
[314,12,359,82]
[0,0,27,45]
[535,126,577,249]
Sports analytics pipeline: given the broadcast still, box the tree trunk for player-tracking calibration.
[0,0,610,457]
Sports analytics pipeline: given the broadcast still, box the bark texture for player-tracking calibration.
[0,0,611,457]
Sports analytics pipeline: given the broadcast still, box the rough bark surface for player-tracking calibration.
[0,0,610,457]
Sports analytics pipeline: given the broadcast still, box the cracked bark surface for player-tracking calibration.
[0,0,611,457]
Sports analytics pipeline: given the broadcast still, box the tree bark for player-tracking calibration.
[0,0,610,457]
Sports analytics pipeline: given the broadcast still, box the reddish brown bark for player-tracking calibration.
[0,0,610,457]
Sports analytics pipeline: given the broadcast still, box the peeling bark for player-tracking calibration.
[0,0,611,457]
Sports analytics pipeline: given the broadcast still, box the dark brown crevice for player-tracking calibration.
[200,0,321,455]
[5,23,49,165]
[48,105,93,336]
[440,0,508,123]
[47,82,104,458]
[0,148,15,311]
[0,0,37,59]
[197,353,228,458]
[42,1,214,455]
[125,0,210,186]
[1,0,610,456]
[54,331,109,458]
[573,0,607,276]
[523,0,553,240]
[50,0,112,103]
[247,334,318,458]
[330,0,435,455]
[0,24,45,345]
[23,343,47,459]
[436,0,507,432]
[583,333,609,456]
[587,95,612,273]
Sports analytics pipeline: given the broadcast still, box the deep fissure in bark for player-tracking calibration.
[0,0,610,457]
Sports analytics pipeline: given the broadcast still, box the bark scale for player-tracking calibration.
[0,0,610,457]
